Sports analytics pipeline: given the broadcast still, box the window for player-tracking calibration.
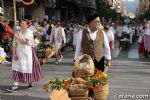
[4,7,24,21]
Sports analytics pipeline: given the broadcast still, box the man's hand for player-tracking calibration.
[62,43,66,47]
[106,60,111,67]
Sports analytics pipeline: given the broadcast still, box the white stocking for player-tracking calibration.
[14,81,19,86]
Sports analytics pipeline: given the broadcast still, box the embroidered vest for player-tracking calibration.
[82,29,104,61]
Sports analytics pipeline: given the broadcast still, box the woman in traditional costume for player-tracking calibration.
[7,20,43,92]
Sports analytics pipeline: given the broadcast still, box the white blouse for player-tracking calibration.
[106,30,114,43]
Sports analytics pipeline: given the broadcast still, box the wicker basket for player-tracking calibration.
[93,83,109,100]
[69,89,89,97]
[49,88,71,100]
[45,48,55,59]
[73,54,95,79]
[45,44,56,59]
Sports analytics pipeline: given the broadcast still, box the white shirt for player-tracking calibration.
[44,24,50,31]
[29,25,37,34]
[106,30,114,43]
[110,26,116,35]
[73,29,82,46]
[50,26,66,44]
[62,27,66,44]
[116,26,123,37]
[74,27,111,60]
[123,26,133,34]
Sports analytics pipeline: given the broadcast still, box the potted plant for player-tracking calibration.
[43,78,71,100]
[86,70,109,100]
[43,78,70,91]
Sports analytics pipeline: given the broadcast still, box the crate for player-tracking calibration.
[69,89,89,97]
[71,97,93,100]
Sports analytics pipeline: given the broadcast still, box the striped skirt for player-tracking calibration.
[13,48,44,83]
[144,35,150,52]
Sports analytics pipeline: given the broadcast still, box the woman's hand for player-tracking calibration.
[14,34,19,39]
[13,54,18,61]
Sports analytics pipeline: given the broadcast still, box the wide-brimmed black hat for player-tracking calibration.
[87,13,99,23]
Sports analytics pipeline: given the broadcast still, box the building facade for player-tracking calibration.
[45,0,96,24]
[106,0,125,15]
[2,0,55,21]
[136,0,150,17]
[2,0,96,24]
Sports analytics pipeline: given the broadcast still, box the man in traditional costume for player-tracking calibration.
[74,13,111,72]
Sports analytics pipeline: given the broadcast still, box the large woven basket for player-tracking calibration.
[73,54,95,79]
[93,83,109,100]
[49,88,71,100]
[45,44,56,59]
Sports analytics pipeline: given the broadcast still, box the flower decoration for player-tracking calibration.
[43,78,70,92]
[67,78,88,90]
[86,70,109,89]
[0,55,5,63]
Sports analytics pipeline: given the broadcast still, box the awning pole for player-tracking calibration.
[13,0,17,26]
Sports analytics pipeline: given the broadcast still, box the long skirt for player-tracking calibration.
[13,48,44,83]
[144,35,150,52]
[139,39,145,55]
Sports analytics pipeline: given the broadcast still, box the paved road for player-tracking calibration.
[0,41,150,100]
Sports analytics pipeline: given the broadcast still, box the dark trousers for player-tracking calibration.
[93,57,105,72]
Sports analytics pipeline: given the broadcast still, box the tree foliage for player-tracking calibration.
[138,9,150,20]
[95,0,123,22]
